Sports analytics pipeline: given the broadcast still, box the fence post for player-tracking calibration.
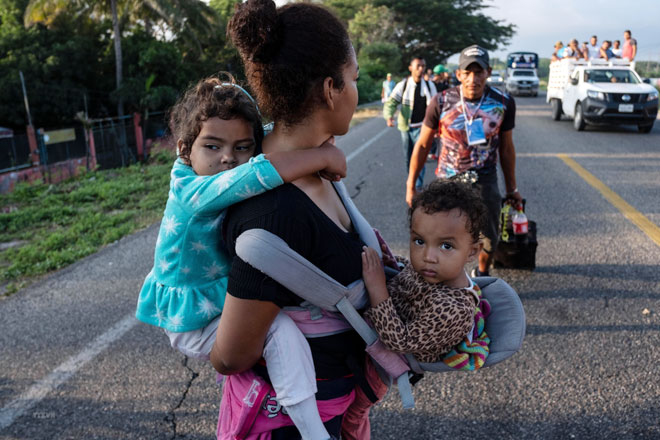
[87,128,98,170]
[134,112,144,161]
[26,125,40,166]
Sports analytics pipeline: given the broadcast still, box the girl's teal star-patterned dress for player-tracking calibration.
[136,154,283,332]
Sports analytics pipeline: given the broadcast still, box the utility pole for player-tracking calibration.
[19,71,33,127]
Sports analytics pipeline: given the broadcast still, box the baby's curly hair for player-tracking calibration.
[409,180,488,243]
[168,73,263,163]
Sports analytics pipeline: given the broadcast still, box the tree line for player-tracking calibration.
[0,0,514,132]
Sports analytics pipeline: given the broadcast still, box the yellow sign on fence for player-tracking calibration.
[43,128,76,145]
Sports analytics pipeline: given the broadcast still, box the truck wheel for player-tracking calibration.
[638,122,654,133]
[551,99,562,121]
[573,102,586,131]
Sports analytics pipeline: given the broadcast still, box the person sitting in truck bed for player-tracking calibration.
[552,41,564,61]
[599,40,617,61]
[562,39,582,59]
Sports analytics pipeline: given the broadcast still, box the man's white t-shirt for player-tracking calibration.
[588,44,600,59]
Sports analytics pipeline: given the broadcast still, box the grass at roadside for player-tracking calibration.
[350,104,383,128]
[0,149,175,295]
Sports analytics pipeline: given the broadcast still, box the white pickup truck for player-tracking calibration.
[547,59,658,133]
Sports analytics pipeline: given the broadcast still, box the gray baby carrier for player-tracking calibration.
[235,181,526,409]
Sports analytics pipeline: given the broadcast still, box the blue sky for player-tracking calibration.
[475,0,660,62]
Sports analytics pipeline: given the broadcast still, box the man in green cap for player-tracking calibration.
[432,64,450,92]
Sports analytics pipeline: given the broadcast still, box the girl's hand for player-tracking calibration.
[318,141,347,180]
[362,246,389,307]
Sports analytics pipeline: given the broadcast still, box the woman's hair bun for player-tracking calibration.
[228,0,282,63]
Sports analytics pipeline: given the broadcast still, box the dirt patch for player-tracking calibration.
[350,105,383,128]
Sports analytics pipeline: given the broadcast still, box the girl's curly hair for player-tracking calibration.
[168,73,263,163]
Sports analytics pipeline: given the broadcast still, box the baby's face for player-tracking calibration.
[409,208,481,288]
[189,117,255,176]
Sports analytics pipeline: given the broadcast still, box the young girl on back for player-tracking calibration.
[136,75,345,440]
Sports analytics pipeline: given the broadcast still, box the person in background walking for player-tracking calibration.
[432,64,450,93]
[384,57,437,191]
[381,73,396,103]
[622,30,637,61]
[405,45,523,277]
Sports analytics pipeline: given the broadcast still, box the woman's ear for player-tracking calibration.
[323,76,335,111]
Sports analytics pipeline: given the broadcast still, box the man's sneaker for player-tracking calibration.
[471,267,489,277]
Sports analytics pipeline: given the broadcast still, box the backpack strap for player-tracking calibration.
[235,228,415,409]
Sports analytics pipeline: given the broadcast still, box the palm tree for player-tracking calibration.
[24,0,219,117]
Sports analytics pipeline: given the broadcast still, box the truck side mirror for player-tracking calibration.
[642,78,651,84]
[570,77,579,85]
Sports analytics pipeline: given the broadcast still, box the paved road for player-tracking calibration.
[1,94,659,439]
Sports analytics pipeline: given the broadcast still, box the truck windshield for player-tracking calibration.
[584,69,640,84]
[513,71,535,77]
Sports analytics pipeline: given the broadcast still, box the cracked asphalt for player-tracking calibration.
[1,94,660,439]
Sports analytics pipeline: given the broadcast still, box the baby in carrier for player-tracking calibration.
[362,179,491,368]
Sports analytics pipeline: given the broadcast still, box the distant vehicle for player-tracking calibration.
[505,52,540,96]
[546,58,658,133]
[505,69,539,96]
[487,70,505,89]
[506,52,539,71]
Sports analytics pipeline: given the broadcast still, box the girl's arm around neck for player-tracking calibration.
[171,156,283,215]
[266,141,346,183]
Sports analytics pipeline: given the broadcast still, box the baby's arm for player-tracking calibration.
[172,141,346,216]
[364,263,474,356]
[361,246,390,307]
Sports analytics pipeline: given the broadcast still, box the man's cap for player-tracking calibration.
[386,73,392,77]
[458,45,489,70]
[433,64,447,74]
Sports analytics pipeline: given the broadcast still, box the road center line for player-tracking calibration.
[0,314,137,430]
[558,154,660,248]
[0,123,390,430]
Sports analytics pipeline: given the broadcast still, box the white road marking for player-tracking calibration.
[0,123,393,430]
[346,128,390,162]
[0,314,137,430]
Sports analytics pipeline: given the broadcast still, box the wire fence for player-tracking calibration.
[0,134,32,174]
[0,111,168,176]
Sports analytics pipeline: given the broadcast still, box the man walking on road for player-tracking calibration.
[384,57,437,191]
[406,45,523,277]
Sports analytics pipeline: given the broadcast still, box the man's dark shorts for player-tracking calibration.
[475,167,501,253]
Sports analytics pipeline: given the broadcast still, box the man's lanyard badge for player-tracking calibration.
[460,89,488,148]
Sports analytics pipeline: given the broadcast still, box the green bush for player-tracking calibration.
[358,75,381,104]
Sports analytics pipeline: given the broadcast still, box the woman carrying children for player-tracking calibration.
[135,74,350,437]
[210,0,382,439]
